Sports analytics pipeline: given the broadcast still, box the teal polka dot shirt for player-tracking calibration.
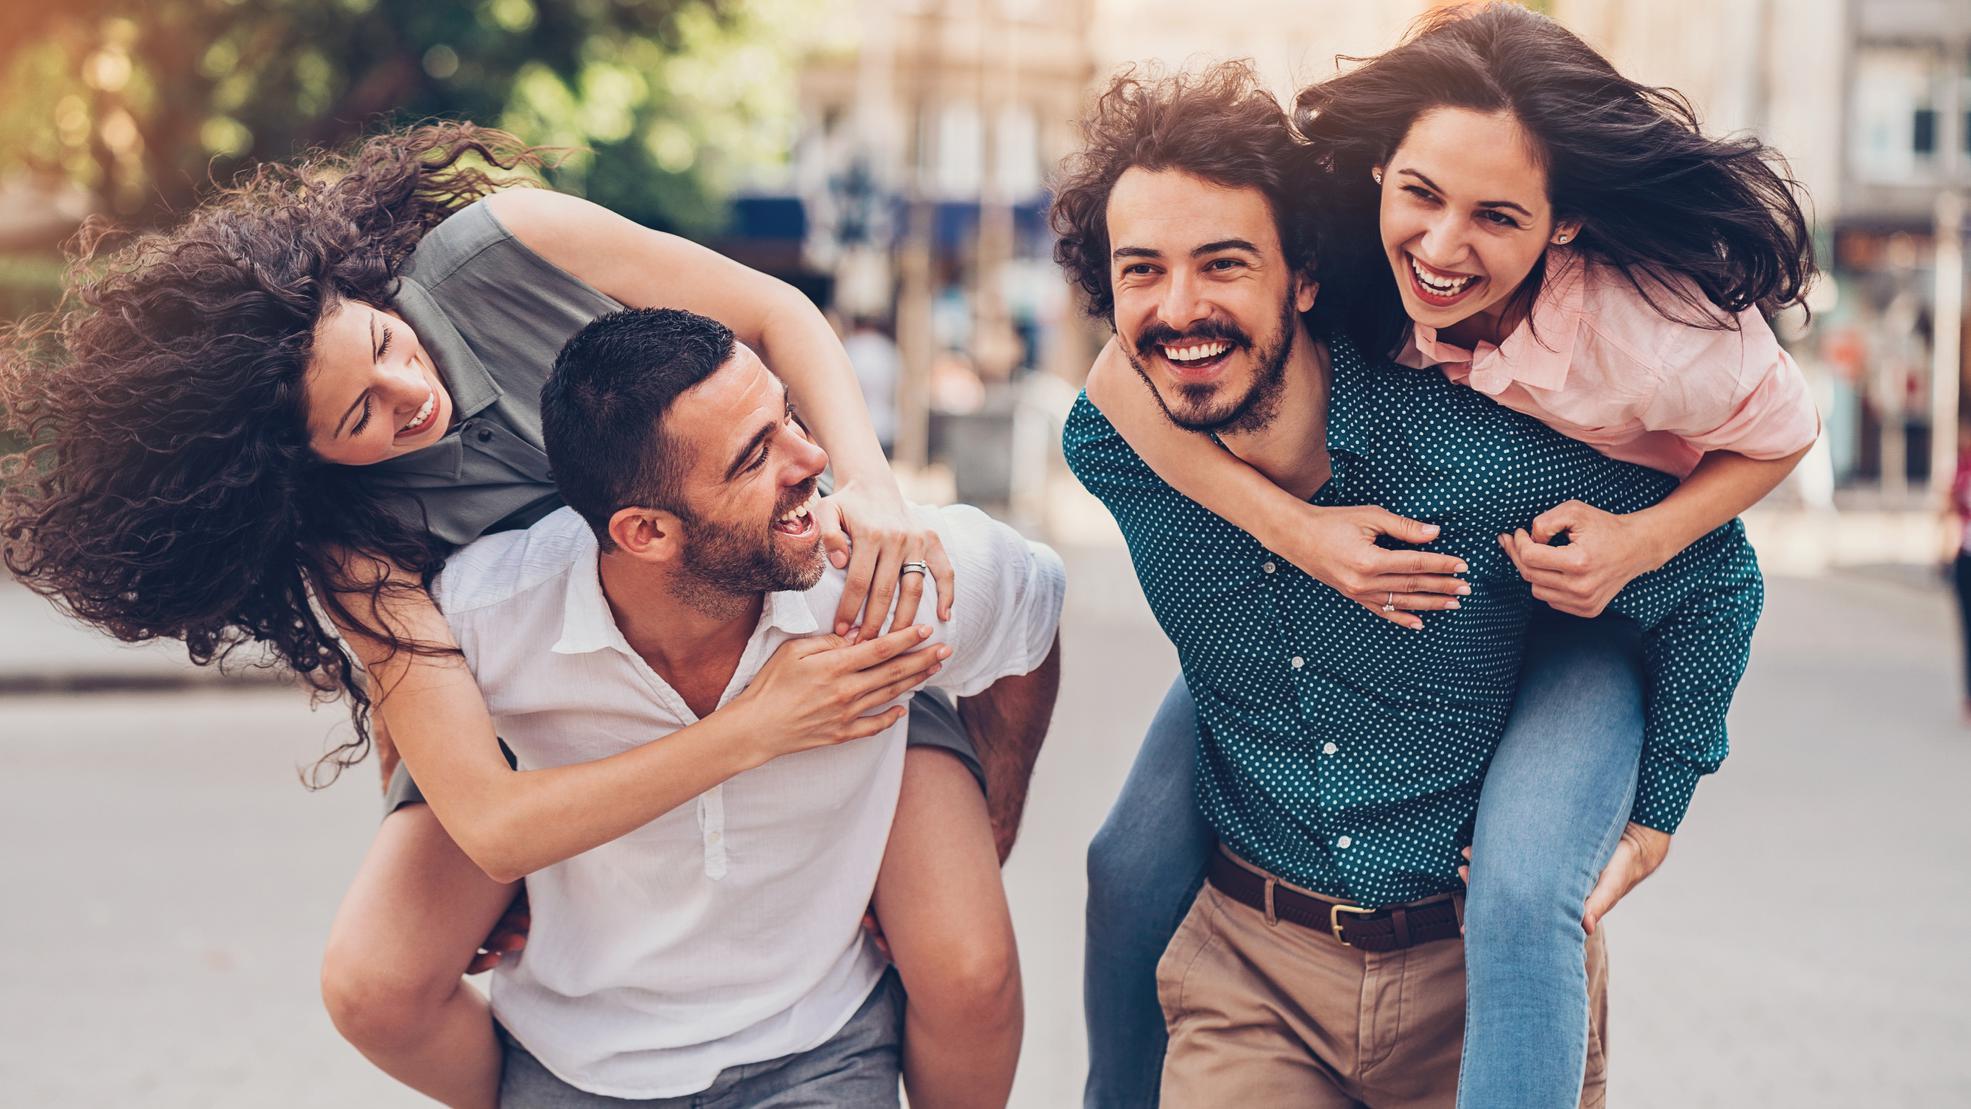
[1064,335,1764,907]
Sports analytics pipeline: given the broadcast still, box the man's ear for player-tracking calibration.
[607,506,684,563]
[1294,273,1320,315]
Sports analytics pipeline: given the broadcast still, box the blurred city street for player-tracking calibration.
[4,528,1968,1107]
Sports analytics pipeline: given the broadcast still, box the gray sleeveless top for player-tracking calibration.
[367,198,623,548]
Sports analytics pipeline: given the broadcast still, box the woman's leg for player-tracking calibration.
[320,801,517,1109]
[1084,677,1216,1109]
[872,746,1023,1109]
[1456,612,1646,1109]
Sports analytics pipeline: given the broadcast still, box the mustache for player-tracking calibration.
[1134,318,1253,360]
[772,478,819,519]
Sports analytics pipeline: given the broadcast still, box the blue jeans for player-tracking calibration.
[1082,613,1643,1109]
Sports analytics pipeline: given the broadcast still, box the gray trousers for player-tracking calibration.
[498,971,905,1108]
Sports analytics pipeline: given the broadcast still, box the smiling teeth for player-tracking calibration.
[1163,341,1231,363]
[400,390,435,434]
[776,492,816,524]
[1412,257,1476,294]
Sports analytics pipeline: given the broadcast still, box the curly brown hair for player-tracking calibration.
[0,122,550,783]
[1049,62,1326,326]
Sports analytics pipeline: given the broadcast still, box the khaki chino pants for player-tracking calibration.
[1156,884,1608,1108]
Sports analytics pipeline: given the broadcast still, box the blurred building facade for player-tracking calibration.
[716,0,1095,497]
[1558,0,1969,496]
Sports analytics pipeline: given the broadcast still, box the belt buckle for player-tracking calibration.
[1330,903,1376,946]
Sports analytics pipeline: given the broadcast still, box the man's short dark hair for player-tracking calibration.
[542,307,735,548]
[1049,61,1323,322]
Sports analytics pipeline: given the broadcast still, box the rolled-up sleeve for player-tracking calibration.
[923,505,1066,697]
[1642,309,1820,461]
[1604,521,1765,832]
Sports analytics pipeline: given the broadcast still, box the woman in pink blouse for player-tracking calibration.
[1078,6,1818,1107]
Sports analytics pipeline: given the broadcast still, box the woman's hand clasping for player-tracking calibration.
[728,624,949,767]
[1279,504,1469,631]
[813,480,955,642]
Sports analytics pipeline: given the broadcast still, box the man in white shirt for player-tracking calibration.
[427,306,1065,1106]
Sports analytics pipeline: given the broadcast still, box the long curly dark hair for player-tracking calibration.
[1296,2,1818,358]
[0,122,549,783]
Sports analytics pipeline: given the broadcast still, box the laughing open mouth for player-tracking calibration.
[1153,337,1242,375]
[397,389,438,437]
[771,490,818,537]
[1407,253,1482,308]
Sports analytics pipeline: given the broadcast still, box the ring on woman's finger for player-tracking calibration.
[900,560,931,578]
[1382,591,1396,613]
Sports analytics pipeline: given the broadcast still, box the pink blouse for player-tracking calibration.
[1396,252,1819,479]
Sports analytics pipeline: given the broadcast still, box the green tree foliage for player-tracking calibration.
[0,0,812,236]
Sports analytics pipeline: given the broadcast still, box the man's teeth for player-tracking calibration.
[400,391,435,433]
[775,493,816,525]
[1162,341,1232,363]
[1411,257,1477,294]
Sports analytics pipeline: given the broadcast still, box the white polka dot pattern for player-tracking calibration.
[1063,335,1763,908]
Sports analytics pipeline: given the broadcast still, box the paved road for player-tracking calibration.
[3,550,1967,1106]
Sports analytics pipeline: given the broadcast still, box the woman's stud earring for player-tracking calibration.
[1372,170,1383,184]
[1555,234,1570,244]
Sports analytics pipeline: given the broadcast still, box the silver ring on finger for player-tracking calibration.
[1382,592,1396,613]
[900,560,931,579]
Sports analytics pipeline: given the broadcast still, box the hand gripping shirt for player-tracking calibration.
[1063,334,1763,908]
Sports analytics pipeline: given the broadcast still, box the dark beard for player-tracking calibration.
[1123,296,1298,436]
[671,481,826,616]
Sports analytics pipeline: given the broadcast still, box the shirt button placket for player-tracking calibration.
[699,788,729,880]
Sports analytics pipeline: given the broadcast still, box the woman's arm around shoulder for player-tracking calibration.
[485,188,951,639]
[1086,337,1465,628]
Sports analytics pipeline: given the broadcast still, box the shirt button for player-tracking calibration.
[476,427,495,444]
[1322,741,1338,755]
[1290,656,1304,670]
[707,831,722,846]
[1336,835,1353,849]
[1262,560,1277,574]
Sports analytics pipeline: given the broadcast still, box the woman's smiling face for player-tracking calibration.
[1376,107,1579,345]
[304,299,454,466]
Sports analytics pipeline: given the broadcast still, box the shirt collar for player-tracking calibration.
[1395,250,1588,396]
[551,528,822,657]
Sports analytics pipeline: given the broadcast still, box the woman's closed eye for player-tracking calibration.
[349,394,374,436]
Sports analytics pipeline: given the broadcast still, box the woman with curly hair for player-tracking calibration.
[2,124,1023,1109]
[1075,6,1817,1107]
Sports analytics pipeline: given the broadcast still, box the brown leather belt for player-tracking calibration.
[1207,848,1461,952]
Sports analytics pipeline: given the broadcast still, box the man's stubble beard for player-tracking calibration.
[1123,294,1298,436]
[668,508,827,619]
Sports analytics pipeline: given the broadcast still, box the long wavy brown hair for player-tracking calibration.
[1,122,551,783]
[1295,2,1817,357]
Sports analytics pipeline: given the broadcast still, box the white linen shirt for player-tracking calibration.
[428,504,1064,1099]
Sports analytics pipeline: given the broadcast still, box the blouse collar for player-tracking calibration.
[1396,251,1588,396]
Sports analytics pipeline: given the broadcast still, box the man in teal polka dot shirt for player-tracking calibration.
[1056,67,1763,1106]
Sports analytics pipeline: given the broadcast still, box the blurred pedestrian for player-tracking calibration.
[1943,417,1971,718]
[843,315,902,455]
